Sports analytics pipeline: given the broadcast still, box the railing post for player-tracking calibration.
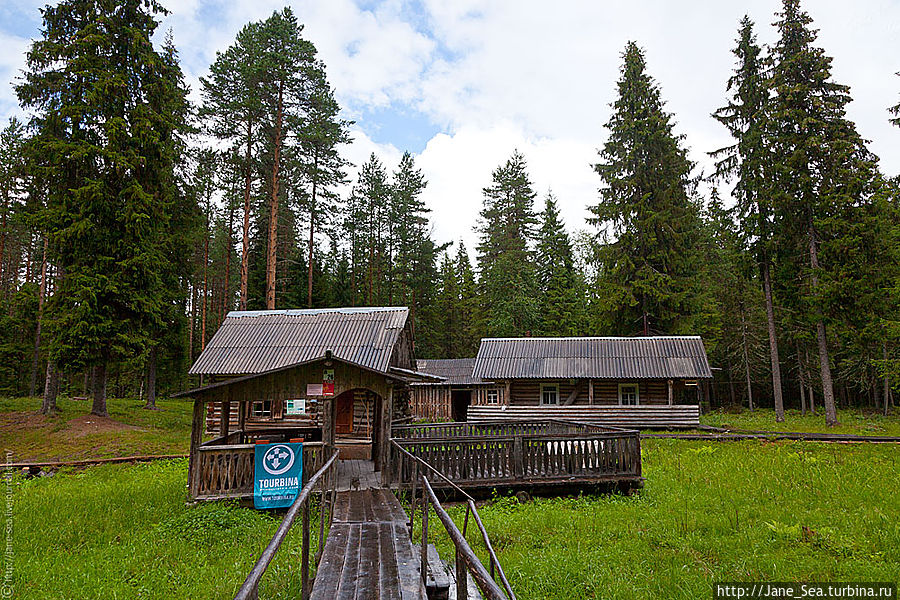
[420,477,429,586]
[456,549,468,600]
[301,498,311,599]
[512,436,524,480]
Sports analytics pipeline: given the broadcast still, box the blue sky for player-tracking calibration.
[2,0,899,253]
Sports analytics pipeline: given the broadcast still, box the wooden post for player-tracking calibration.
[420,489,429,586]
[588,379,594,405]
[379,384,393,483]
[301,498,311,599]
[322,397,335,449]
[238,398,247,442]
[456,549,468,600]
[188,398,205,500]
[504,380,511,406]
[512,436,524,480]
[221,399,231,438]
[667,380,673,406]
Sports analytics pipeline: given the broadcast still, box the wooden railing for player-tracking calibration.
[234,449,340,600]
[194,442,327,500]
[391,440,516,600]
[390,430,641,489]
[392,419,615,440]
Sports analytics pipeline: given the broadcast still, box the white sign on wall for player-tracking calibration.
[306,383,324,396]
[285,398,307,415]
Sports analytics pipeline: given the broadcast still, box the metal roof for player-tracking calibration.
[472,336,713,380]
[413,358,486,386]
[188,307,409,376]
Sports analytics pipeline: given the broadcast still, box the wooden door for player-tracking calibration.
[336,393,353,435]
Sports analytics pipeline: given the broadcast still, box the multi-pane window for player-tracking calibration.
[618,384,639,406]
[251,400,272,418]
[540,383,559,406]
[487,389,499,405]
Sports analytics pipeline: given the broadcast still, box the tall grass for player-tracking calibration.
[9,459,318,599]
[435,439,900,599]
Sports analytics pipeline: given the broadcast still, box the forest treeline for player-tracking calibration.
[1,0,898,424]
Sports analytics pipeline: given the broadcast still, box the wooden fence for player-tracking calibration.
[192,439,327,501]
[467,405,701,428]
[389,420,641,490]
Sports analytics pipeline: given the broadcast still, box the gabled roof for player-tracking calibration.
[188,307,409,376]
[473,336,712,380]
[414,358,485,386]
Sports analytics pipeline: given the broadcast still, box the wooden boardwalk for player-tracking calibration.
[309,488,425,600]
[335,459,381,491]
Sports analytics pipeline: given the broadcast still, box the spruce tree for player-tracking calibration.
[590,42,703,336]
[712,17,787,421]
[476,151,539,337]
[768,0,882,425]
[17,0,192,416]
[536,192,583,336]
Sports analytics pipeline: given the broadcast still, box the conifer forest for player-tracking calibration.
[1,0,899,426]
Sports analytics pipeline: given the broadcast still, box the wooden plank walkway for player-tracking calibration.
[335,459,381,491]
[309,488,426,600]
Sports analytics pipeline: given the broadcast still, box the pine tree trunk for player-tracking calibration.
[40,361,58,415]
[726,357,737,406]
[92,362,108,417]
[761,262,785,421]
[144,346,157,410]
[201,210,209,350]
[307,152,318,308]
[224,203,234,318]
[30,236,49,397]
[266,82,284,311]
[884,342,891,417]
[0,186,8,302]
[240,122,253,311]
[740,302,754,411]
[797,346,806,415]
[807,224,837,426]
[189,283,196,361]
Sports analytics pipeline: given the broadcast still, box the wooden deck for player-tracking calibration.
[309,489,426,600]
[335,459,381,491]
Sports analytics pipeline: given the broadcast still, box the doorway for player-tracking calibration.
[451,389,472,422]
[335,391,354,435]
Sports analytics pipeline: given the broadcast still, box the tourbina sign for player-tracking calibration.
[254,442,303,509]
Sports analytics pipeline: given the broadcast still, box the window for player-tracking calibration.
[251,400,272,418]
[618,384,639,406]
[540,383,559,406]
[487,389,499,405]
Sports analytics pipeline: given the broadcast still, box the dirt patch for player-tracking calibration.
[66,415,143,437]
[0,411,49,431]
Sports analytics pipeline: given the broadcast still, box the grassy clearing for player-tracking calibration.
[10,459,321,599]
[700,408,900,436]
[0,396,193,462]
[429,438,900,599]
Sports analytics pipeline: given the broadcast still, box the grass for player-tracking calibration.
[0,396,193,462]
[700,407,900,436]
[428,438,900,599]
[9,459,322,599]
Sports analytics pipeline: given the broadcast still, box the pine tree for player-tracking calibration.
[536,193,584,336]
[17,0,193,416]
[590,42,703,336]
[712,16,787,421]
[476,151,540,337]
[890,73,900,127]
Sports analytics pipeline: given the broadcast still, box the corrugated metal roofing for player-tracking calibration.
[188,307,409,375]
[414,358,485,386]
[472,337,713,380]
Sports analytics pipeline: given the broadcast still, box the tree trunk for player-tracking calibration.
[807,224,837,426]
[740,302,754,411]
[30,236,49,397]
[224,202,234,318]
[201,208,209,350]
[884,342,891,417]
[266,81,284,311]
[307,151,318,308]
[240,121,253,311]
[761,262,785,422]
[797,346,806,416]
[40,360,58,415]
[726,357,737,406]
[92,362,108,417]
[144,346,158,410]
[189,283,196,361]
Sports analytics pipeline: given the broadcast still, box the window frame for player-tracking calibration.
[250,399,273,419]
[540,382,559,406]
[486,388,499,405]
[618,383,640,406]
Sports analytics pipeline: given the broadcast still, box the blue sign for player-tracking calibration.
[253,443,303,509]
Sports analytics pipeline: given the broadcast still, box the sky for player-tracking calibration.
[1,0,899,256]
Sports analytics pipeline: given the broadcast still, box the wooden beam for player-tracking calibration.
[188,398,205,500]
[588,379,594,405]
[667,380,673,406]
[562,379,585,406]
[221,398,231,438]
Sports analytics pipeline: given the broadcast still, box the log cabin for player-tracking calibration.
[177,307,438,500]
[409,358,504,421]
[467,336,713,428]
